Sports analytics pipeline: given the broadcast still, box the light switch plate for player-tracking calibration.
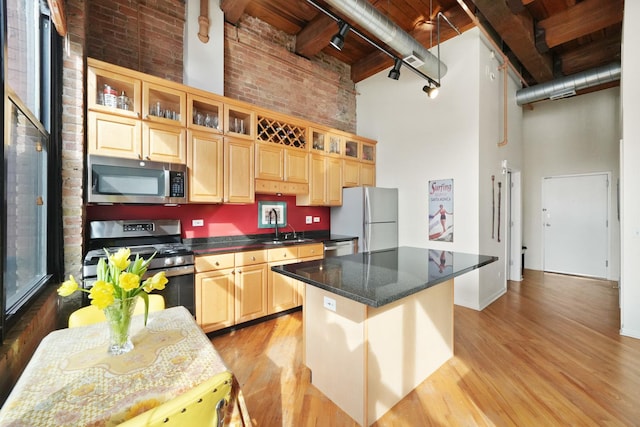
[313,217,320,223]
[192,219,204,227]
[323,296,336,312]
[306,216,312,224]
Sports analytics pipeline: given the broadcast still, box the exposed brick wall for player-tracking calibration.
[224,15,357,133]
[87,0,185,83]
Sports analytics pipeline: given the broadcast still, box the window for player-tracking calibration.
[1,0,62,340]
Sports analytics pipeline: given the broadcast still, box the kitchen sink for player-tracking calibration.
[261,237,314,245]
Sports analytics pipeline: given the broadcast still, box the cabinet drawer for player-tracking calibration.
[195,253,235,272]
[268,247,298,262]
[298,243,324,259]
[235,250,267,266]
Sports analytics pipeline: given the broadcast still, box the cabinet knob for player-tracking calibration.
[136,112,141,118]
[251,256,256,261]
[215,261,219,266]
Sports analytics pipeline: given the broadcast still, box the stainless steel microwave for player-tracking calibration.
[87,155,187,204]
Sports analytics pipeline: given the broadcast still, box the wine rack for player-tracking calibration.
[257,115,307,149]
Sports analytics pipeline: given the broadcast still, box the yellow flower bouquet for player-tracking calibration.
[58,247,168,354]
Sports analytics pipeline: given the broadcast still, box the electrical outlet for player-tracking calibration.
[306,216,312,224]
[313,217,320,223]
[323,296,336,312]
[192,219,204,227]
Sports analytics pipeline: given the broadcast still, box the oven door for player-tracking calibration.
[157,267,195,316]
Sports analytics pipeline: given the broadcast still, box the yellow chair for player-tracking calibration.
[118,371,233,427]
[67,294,165,328]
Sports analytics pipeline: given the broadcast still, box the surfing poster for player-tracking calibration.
[429,179,453,242]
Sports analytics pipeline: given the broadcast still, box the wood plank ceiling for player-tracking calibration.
[221,0,623,92]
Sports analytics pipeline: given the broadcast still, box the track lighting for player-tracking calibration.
[423,84,439,99]
[388,58,402,80]
[330,21,350,51]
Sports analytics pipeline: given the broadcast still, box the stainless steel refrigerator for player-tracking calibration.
[330,187,398,252]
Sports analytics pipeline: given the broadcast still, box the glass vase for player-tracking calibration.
[104,297,137,355]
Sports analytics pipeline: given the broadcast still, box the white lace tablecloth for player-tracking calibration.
[0,306,249,426]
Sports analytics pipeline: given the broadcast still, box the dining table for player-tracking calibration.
[0,306,250,426]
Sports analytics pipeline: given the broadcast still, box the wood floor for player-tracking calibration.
[211,270,640,426]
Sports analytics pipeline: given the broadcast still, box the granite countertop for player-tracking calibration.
[272,247,498,307]
[184,232,357,256]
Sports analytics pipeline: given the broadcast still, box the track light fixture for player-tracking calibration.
[423,84,439,99]
[388,58,402,80]
[330,21,350,51]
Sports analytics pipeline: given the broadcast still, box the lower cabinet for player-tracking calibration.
[195,244,323,333]
[234,251,268,323]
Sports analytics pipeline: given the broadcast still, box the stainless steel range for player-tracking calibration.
[82,219,195,315]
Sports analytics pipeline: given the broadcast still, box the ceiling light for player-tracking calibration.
[388,58,402,80]
[330,21,350,51]
[423,84,439,99]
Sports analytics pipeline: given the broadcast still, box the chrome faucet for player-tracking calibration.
[270,208,280,240]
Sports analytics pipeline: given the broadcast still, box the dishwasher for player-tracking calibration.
[323,239,356,257]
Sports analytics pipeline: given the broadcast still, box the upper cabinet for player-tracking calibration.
[86,58,376,206]
[87,59,186,163]
[224,103,254,139]
[255,111,309,195]
[188,92,223,134]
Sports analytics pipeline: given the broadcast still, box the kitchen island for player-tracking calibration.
[272,247,497,426]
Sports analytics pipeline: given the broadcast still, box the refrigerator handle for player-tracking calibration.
[363,222,369,252]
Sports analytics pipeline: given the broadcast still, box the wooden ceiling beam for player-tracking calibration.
[220,0,252,24]
[295,14,336,58]
[558,33,621,76]
[537,0,623,49]
[471,0,554,83]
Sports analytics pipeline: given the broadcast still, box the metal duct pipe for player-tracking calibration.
[324,0,447,79]
[515,62,621,105]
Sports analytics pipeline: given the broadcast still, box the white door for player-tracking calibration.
[542,173,609,278]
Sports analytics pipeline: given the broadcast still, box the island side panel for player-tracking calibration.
[366,279,454,423]
[305,284,367,426]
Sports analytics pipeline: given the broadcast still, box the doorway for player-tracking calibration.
[542,173,609,278]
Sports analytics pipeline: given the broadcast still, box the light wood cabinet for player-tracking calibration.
[195,252,236,333]
[234,250,268,323]
[256,143,284,181]
[196,243,323,332]
[142,121,186,164]
[267,243,324,314]
[187,92,223,133]
[327,156,343,205]
[254,112,309,195]
[87,111,142,158]
[360,162,376,186]
[142,81,186,127]
[87,58,377,206]
[88,59,188,162]
[267,247,299,314]
[224,103,254,139]
[342,159,360,188]
[224,137,255,204]
[188,130,224,203]
[235,263,269,323]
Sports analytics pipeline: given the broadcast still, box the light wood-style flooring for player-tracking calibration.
[211,270,640,426]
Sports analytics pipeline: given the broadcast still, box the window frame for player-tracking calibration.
[0,0,64,342]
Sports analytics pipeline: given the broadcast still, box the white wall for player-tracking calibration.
[356,28,522,309]
[478,38,524,308]
[184,0,225,94]
[522,88,621,280]
[621,0,640,338]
